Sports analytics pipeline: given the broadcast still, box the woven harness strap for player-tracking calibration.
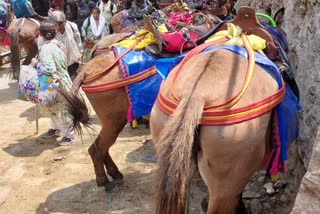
[82,66,157,93]
[83,32,148,84]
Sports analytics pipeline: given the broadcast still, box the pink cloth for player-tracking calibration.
[167,11,192,26]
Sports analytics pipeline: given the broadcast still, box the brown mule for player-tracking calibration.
[62,50,130,190]
[7,18,40,79]
[61,6,286,196]
[150,48,277,214]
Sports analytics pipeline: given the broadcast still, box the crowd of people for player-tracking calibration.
[0,0,121,145]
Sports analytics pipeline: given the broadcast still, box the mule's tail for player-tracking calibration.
[8,20,22,79]
[154,75,206,214]
[59,71,92,136]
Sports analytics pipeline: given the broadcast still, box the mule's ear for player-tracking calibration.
[274,8,285,28]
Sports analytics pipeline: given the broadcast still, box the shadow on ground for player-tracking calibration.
[36,171,156,214]
[126,140,156,163]
[2,135,59,157]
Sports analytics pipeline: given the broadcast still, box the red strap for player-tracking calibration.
[83,32,148,84]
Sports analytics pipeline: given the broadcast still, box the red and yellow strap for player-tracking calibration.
[157,34,285,125]
[83,32,148,84]
[82,66,157,93]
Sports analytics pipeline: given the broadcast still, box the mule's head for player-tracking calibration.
[274,8,285,31]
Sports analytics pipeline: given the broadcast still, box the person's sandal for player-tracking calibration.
[40,129,60,139]
[58,136,77,146]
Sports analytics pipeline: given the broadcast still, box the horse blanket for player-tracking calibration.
[113,45,162,120]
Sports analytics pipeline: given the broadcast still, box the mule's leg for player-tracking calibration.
[87,89,129,189]
[88,134,109,186]
[103,117,128,183]
[197,114,271,214]
[88,116,127,189]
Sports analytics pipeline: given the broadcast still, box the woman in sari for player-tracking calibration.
[31,21,77,146]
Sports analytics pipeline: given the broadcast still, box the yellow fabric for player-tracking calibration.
[205,23,267,51]
[114,29,156,50]
[157,24,169,33]
[271,173,281,181]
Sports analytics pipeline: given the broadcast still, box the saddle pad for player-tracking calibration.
[114,45,162,118]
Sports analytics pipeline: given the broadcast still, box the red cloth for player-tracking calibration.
[55,0,62,9]
[0,27,10,46]
[167,11,192,26]
[161,30,201,53]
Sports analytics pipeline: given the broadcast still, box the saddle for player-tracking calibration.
[217,7,278,60]
[144,12,213,55]
[145,7,278,60]
[145,44,176,58]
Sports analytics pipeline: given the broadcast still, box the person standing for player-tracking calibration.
[49,11,82,81]
[31,21,77,146]
[81,7,107,62]
[9,0,44,20]
[97,0,117,34]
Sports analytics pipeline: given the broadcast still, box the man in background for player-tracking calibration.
[97,0,117,34]
[46,11,82,80]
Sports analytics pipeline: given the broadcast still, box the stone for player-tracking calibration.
[250,198,263,214]
[255,193,262,198]
[263,182,275,195]
[53,156,64,161]
[274,180,288,189]
[280,195,287,203]
[291,128,320,213]
[242,190,256,199]
[257,176,265,183]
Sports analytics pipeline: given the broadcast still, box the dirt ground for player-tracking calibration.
[0,64,207,214]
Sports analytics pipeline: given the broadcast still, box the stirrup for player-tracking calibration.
[143,14,167,52]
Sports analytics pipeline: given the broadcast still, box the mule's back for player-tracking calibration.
[7,18,39,40]
[162,49,278,108]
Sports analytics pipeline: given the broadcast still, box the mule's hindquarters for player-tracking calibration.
[197,113,272,213]
[151,49,279,214]
[7,19,38,79]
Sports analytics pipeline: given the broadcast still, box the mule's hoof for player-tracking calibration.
[108,171,124,181]
[201,198,208,213]
[96,177,108,187]
[112,177,124,185]
[104,181,117,192]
